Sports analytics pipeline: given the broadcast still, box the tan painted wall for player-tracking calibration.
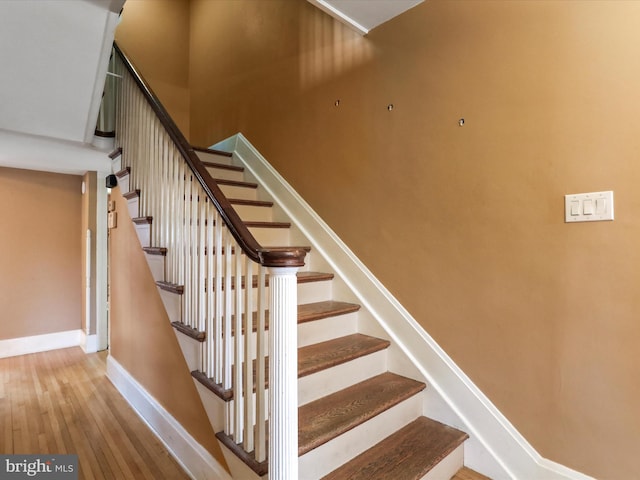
[116,0,191,138]
[108,187,227,469]
[0,167,82,340]
[115,1,640,478]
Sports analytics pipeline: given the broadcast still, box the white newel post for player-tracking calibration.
[268,266,299,480]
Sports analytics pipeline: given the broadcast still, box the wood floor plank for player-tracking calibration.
[0,347,190,480]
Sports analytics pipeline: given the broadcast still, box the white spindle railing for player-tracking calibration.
[113,45,304,479]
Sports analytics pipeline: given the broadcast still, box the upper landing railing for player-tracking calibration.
[113,43,303,479]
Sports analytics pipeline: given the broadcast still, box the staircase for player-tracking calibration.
[111,45,490,480]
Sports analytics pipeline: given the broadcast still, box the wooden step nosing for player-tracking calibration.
[123,189,140,200]
[132,216,152,225]
[192,370,233,401]
[228,198,274,207]
[216,431,267,476]
[143,247,167,256]
[156,281,183,294]
[245,221,291,229]
[214,178,258,189]
[108,147,122,159]
[192,146,233,157]
[115,167,130,178]
[171,321,205,342]
[202,161,244,172]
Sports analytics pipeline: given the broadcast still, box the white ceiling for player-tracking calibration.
[0,0,123,174]
[307,0,424,34]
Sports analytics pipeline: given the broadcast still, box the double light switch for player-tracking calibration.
[565,191,614,223]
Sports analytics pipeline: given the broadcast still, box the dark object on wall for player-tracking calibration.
[106,174,117,188]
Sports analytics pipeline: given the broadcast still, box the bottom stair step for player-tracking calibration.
[321,416,469,480]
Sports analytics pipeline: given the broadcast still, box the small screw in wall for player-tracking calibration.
[458,118,465,126]
[387,104,394,111]
[335,100,340,107]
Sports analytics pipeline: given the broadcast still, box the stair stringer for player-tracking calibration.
[213,133,596,480]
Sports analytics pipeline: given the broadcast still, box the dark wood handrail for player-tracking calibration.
[113,43,306,268]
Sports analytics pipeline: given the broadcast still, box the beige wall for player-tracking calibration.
[119,1,640,478]
[116,0,191,138]
[0,167,82,340]
[108,187,227,469]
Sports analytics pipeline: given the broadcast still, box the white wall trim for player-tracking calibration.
[80,331,99,354]
[215,133,595,480]
[106,355,232,480]
[0,329,82,359]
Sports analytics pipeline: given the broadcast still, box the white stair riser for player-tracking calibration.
[217,441,265,480]
[205,166,244,182]
[420,444,464,480]
[145,253,165,282]
[117,175,130,195]
[127,196,139,219]
[159,288,182,324]
[248,226,289,246]
[298,350,387,406]
[195,151,234,166]
[174,331,201,372]
[134,223,151,248]
[298,393,423,479]
[111,156,122,174]
[298,312,358,348]
[194,380,227,433]
[297,281,331,304]
[233,204,273,222]
[218,184,257,200]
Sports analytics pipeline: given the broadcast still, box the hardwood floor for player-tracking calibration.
[0,347,190,479]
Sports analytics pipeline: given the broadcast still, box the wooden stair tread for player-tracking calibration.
[123,189,140,200]
[228,198,273,207]
[214,178,258,189]
[143,247,167,256]
[191,146,233,157]
[298,334,390,378]
[157,271,333,294]
[201,161,243,172]
[192,333,388,401]
[298,301,360,324]
[452,467,492,480]
[177,300,359,344]
[115,167,130,178]
[321,416,469,480]
[132,216,152,225]
[245,220,290,229]
[298,372,426,456]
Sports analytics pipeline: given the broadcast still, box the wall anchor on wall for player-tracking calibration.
[334,99,340,107]
[458,118,465,126]
[387,104,394,111]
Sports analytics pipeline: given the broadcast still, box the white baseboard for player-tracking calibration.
[215,133,596,480]
[106,355,231,480]
[81,331,99,353]
[0,329,82,359]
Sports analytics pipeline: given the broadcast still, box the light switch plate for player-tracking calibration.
[565,191,614,223]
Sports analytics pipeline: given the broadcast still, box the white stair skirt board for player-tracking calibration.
[106,355,232,480]
[127,196,139,219]
[0,329,82,359]
[213,133,597,480]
